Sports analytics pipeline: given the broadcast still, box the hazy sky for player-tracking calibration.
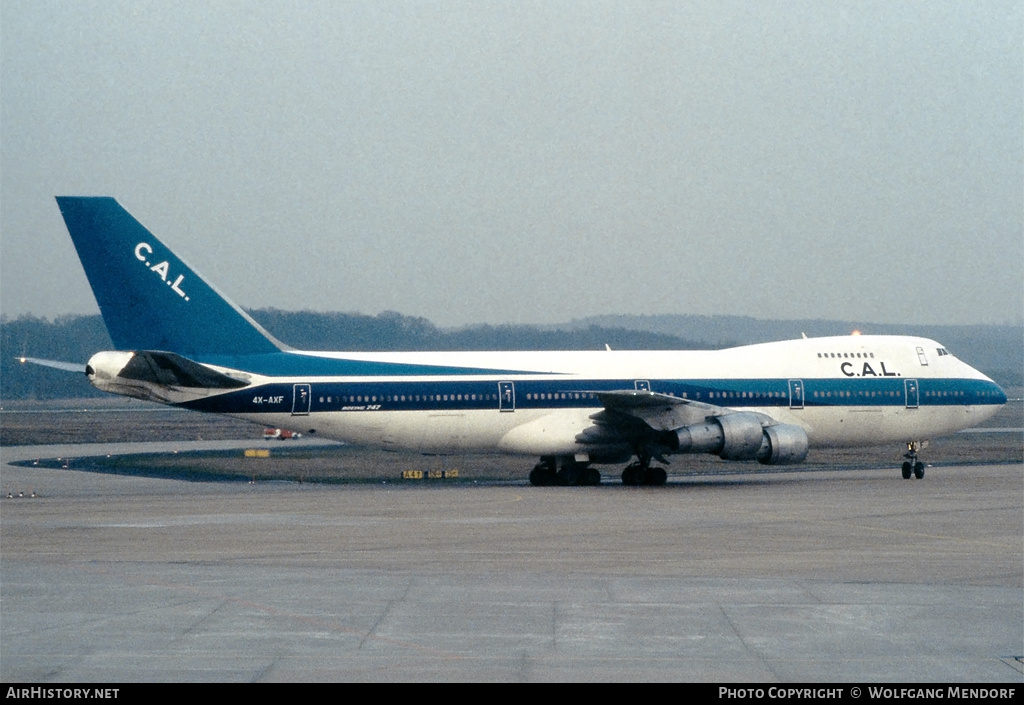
[2,1,1021,328]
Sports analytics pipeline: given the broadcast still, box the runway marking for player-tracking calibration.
[719,604,781,681]
[359,579,414,651]
[73,562,467,661]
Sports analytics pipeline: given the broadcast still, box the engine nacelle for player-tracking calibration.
[668,412,808,465]
[756,423,809,465]
[713,412,767,460]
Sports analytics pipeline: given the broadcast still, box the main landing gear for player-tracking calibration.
[529,457,601,486]
[620,461,667,486]
[901,441,926,480]
[527,454,668,487]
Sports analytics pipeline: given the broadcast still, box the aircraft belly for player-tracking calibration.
[496,409,601,456]
[296,409,572,454]
[223,399,1002,455]
[204,407,590,455]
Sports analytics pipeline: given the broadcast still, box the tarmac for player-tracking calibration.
[1,440,1022,682]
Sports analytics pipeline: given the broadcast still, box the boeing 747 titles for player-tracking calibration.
[45,197,1006,485]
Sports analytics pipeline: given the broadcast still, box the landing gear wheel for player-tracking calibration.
[621,463,643,486]
[647,467,667,486]
[531,459,600,487]
[901,441,928,480]
[555,467,573,486]
[622,463,667,486]
[529,459,557,486]
[529,467,552,486]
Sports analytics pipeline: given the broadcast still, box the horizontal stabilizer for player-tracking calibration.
[17,357,87,373]
[111,350,251,389]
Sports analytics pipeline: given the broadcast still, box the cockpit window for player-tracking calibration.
[936,347,951,357]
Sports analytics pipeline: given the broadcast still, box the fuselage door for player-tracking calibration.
[292,383,311,415]
[634,380,651,391]
[905,379,919,409]
[499,381,515,412]
[788,379,804,409]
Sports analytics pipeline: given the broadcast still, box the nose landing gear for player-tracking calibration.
[901,441,926,479]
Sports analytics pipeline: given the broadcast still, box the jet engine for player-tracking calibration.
[666,411,809,465]
[758,422,810,465]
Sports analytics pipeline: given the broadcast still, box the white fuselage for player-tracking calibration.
[133,334,1005,461]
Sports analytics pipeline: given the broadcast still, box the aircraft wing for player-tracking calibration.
[592,389,725,430]
[576,389,782,461]
[575,390,707,450]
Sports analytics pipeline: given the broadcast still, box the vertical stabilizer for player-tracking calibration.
[56,197,285,356]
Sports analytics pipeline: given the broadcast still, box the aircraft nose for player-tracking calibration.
[994,383,1008,405]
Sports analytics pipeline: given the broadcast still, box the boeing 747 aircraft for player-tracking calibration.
[47,197,1006,485]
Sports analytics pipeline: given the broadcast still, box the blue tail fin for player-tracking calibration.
[56,197,285,357]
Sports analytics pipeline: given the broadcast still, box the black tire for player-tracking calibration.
[913,462,925,479]
[529,467,552,486]
[646,467,668,486]
[621,465,641,486]
[902,461,912,479]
